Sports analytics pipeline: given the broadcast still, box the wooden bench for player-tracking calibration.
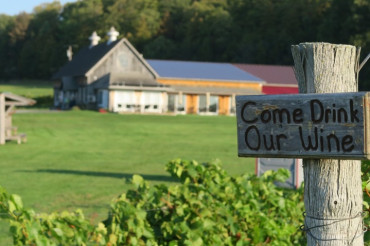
[6,133,27,144]
[5,126,27,144]
[5,126,17,136]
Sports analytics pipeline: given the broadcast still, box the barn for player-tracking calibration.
[53,27,299,115]
[147,59,263,115]
[53,28,169,114]
[234,64,298,95]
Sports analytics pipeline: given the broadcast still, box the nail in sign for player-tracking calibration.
[236,92,370,159]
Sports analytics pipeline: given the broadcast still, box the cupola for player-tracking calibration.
[89,31,101,48]
[107,27,119,45]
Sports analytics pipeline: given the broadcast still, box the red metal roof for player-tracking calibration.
[262,86,299,95]
[234,64,298,86]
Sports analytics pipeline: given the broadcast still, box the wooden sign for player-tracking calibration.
[236,92,370,159]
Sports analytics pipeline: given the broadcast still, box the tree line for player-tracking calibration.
[1,0,370,89]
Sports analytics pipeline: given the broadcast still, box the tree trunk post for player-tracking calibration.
[291,43,364,245]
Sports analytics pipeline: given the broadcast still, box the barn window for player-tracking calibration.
[209,96,218,113]
[168,94,175,112]
[167,94,185,113]
[198,95,207,113]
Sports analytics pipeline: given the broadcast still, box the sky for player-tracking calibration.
[0,0,77,15]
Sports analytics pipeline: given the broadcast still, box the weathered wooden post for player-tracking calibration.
[291,43,363,245]
[236,42,367,245]
[0,93,5,145]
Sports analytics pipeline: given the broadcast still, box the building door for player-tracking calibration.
[186,94,198,114]
[218,96,230,115]
[97,90,109,109]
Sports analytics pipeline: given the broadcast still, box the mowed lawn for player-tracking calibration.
[0,80,53,98]
[0,110,254,243]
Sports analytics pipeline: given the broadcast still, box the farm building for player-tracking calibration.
[234,64,298,94]
[147,59,263,115]
[53,28,168,114]
[53,27,298,115]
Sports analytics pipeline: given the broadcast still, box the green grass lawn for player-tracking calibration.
[0,80,53,98]
[0,80,54,109]
[0,111,254,244]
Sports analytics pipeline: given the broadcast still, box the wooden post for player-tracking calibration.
[291,43,364,245]
[0,93,5,144]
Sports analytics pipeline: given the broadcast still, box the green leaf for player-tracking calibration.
[169,240,178,246]
[363,201,369,209]
[52,227,63,238]
[10,194,23,210]
[366,181,370,191]
[131,236,138,245]
[192,237,203,246]
[142,228,154,239]
[176,166,183,177]
[109,234,117,244]
[132,175,144,188]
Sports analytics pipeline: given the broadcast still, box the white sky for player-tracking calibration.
[0,0,77,15]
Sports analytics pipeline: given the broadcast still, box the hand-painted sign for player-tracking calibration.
[236,92,370,159]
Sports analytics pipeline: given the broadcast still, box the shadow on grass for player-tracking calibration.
[21,169,179,183]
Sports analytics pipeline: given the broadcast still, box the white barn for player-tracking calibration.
[52,27,169,113]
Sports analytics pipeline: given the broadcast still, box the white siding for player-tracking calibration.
[141,92,163,113]
[113,91,136,112]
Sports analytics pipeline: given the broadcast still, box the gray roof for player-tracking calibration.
[62,77,78,90]
[52,40,121,80]
[92,73,165,89]
[1,92,36,106]
[147,59,264,82]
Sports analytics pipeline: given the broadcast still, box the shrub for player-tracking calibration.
[1,160,307,245]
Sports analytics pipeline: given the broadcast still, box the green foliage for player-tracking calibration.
[0,186,106,245]
[0,112,255,244]
[60,0,105,48]
[1,160,306,245]
[106,0,161,44]
[3,0,370,89]
[362,160,370,243]
[19,2,64,79]
[2,159,370,244]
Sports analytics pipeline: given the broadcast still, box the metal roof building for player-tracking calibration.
[234,64,298,94]
[52,27,298,115]
[147,59,263,82]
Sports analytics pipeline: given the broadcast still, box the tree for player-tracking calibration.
[2,0,370,83]
[60,0,105,49]
[229,0,330,64]
[0,14,15,78]
[6,12,32,78]
[19,1,64,78]
[105,0,161,47]
[180,0,234,61]
[142,0,190,59]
